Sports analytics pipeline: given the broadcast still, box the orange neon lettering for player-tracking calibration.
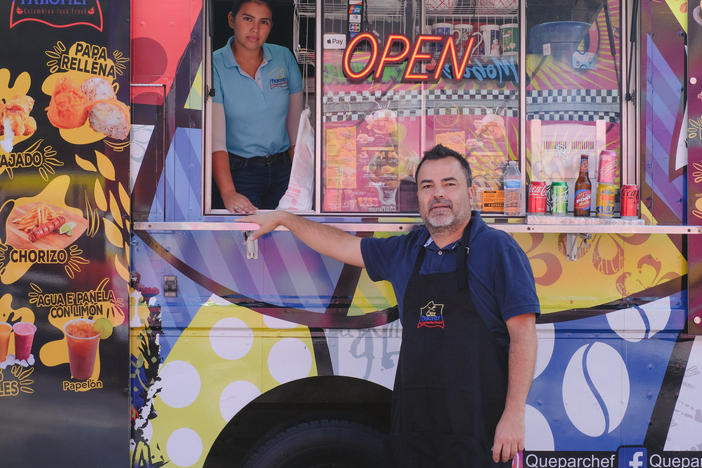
[374,35,411,79]
[433,36,476,81]
[342,33,379,81]
[403,35,441,81]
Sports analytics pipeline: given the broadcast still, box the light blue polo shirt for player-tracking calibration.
[213,38,303,158]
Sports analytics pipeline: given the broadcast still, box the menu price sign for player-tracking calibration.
[0,1,130,467]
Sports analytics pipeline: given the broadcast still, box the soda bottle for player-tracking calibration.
[503,161,522,216]
[574,154,591,217]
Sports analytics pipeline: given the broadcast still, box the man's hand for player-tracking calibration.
[240,210,364,267]
[493,312,537,463]
[492,408,525,463]
[240,211,287,241]
[222,191,256,214]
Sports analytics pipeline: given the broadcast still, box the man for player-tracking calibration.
[244,144,539,467]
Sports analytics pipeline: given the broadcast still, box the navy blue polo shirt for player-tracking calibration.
[360,213,540,346]
[213,38,303,158]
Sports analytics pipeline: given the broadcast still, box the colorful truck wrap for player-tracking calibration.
[2,0,702,468]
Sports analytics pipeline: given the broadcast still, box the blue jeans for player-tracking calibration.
[228,154,292,210]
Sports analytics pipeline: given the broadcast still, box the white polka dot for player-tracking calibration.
[159,361,201,408]
[210,317,254,360]
[219,381,261,422]
[534,323,555,379]
[263,314,299,329]
[268,338,313,384]
[525,405,554,450]
[167,428,202,467]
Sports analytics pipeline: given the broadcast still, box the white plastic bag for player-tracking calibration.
[278,108,314,211]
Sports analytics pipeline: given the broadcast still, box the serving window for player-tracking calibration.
[320,0,520,214]
[204,0,631,218]
[526,0,624,213]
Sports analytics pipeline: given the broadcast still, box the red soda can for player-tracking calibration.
[597,150,617,184]
[528,181,548,215]
[621,184,639,218]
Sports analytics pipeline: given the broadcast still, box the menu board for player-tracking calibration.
[323,110,422,213]
[0,2,130,466]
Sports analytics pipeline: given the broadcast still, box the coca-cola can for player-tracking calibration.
[620,184,639,218]
[528,181,548,215]
[597,150,617,184]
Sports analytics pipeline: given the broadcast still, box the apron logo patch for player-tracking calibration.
[417,301,445,328]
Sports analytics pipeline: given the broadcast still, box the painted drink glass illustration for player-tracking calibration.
[367,150,400,208]
[0,322,11,361]
[64,318,100,380]
[13,322,36,361]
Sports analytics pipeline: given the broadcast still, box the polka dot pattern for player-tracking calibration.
[219,380,261,422]
[148,295,317,467]
[166,428,203,467]
[209,317,254,360]
[268,338,313,384]
[159,360,201,409]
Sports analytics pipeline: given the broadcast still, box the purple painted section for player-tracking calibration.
[644,35,684,221]
[688,5,702,334]
[146,230,344,313]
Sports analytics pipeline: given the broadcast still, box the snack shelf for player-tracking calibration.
[295,1,407,18]
[426,9,517,20]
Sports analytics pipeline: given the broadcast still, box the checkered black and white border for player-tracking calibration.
[526,110,620,122]
[323,108,420,123]
[426,106,519,117]
[526,89,619,105]
[322,87,517,105]
[424,88,517,101]
[323,106,518,122]
[322,89,421,104]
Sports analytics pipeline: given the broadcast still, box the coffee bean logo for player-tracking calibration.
[606,297,672,342]
[562,342,630,437]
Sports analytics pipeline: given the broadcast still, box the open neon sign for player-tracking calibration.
[342,33,479,82]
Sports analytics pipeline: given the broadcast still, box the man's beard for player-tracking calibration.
[420,198,470,235]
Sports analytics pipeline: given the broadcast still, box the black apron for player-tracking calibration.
[390,224,511,468]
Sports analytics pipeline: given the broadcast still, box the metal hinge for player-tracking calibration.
[243,231,259,260]
[566,233,593,261]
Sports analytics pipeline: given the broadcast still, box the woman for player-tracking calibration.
[212,0,303,213]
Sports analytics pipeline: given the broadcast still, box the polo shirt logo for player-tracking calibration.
[270,77,288,89]
[269,67,288,90]
[418,301,445,328]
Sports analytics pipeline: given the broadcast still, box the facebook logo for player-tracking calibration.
[618,447,647,468]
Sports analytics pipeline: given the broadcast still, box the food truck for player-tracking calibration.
[1,0,702,467]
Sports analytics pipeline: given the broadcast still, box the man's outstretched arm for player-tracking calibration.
[492,312,537,463]
[241,211,365,268]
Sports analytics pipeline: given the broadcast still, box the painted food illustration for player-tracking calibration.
[473,114,505,140]
[7,202,88,250]
[1,94,37,152]
[365,109,397,135]
[368,150,399,185]
[46,76,129,139]
[368,150,400,206]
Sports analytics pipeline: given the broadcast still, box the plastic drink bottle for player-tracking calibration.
[503,161,522,216]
